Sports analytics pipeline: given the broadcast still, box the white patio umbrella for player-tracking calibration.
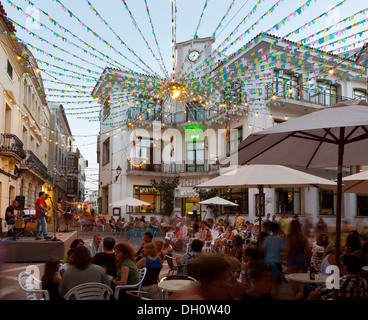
[199,196,239,219]
[197,164,337,255]
[343,170,368,194]
[109,196,150,207]
[199,196,239,206]
[109,196,150,217]
[235,99,368,267]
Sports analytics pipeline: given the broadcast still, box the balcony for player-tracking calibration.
[127,104,232,127]
[265,84,363,107]
[21,150,49,181]
[0,133,26,162]
[127,160,221,175]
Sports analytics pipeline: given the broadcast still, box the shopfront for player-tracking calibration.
[275,188,301,215]
[133,186,160,213]
[223,188,248,216]
[177,186,201,220]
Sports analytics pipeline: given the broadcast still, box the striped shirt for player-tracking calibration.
[319,275,368,300]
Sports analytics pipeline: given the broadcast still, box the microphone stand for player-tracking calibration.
[47,197,61,242]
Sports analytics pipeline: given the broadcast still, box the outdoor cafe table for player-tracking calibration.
[157,279,198,300]
[287,272,328,284]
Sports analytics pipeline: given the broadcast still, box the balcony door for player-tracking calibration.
[186,140,204,172]
[5,104,11,134]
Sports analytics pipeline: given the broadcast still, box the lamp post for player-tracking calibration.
[115,165,122,182]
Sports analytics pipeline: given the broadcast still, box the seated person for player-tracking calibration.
[5,200,19,237]
[213,226,234,253]
[135,232,153,263]
[92,237,117,278]
[59,249,75,277]
[309,253,368,300]
[225,235,243,261]
[176,239,203,275]
[136,242,162,269]
[162,239,173,256]
[202,230,212,247]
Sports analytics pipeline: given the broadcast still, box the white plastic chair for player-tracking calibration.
[114,267,147,300]
[18,271,50,300]
[63,282,114,300]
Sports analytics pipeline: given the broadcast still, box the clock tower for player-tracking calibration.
[175,36,215,77]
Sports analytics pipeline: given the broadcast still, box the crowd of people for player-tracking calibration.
[35,211,368,301]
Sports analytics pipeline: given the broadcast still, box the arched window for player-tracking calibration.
[317,81,338,106]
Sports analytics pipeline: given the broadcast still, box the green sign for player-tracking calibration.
[190,134,200,140]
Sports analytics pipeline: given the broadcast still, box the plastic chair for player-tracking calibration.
[114,267,147,300]
[18,271,50,300]
[125,290,152,300]
[142,267,162,286]
[165,254,178,276]
[63,282,114,300]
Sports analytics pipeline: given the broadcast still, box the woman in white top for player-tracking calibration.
[319,241,336,276]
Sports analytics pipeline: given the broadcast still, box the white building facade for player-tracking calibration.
[0,7,51,229]
[94,34,368,228]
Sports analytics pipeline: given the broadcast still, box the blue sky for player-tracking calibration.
[2,0,367,191]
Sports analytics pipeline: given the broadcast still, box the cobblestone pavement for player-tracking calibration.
[0,225,294,300]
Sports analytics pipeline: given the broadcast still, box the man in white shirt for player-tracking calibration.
[86,234,103,257]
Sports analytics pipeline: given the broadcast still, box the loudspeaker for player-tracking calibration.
[15,196,25,210]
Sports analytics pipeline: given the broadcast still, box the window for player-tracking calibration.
[354,89,367,102]
[133,186,160,213]
[357,194,368,217]
[186,140,204,172]
[7,60,13,79]
[268,69,300,99]
[135,138,154,170]
[317,81,338,106]
[228,126,243,153]
[223,188,248,215]
[186,103,205,122]
[319,189,336,216]
[23,80,28,106]
[275,188,301,215]
[102,138,110,165]
[102,99,110,120]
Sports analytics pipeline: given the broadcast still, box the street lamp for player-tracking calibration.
[115,165,122,182]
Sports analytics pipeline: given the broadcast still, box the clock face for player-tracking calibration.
[188,50,200,62]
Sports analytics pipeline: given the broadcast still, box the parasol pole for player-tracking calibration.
[258,185,264,260]
[334,128,345,299]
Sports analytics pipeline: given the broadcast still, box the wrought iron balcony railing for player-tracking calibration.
[0,133,26,161]
[22,150,50,180]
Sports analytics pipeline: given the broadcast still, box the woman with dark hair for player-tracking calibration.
[112,243,140,288]
[285,220,311,300]
[62,238,84,264]
[55,198,66,232]
[226,235,243,261]
[310,233,329,271]
[213,225,234,254]
[41,257,62,300]
[58,246,110,298]
[345,231,362,254]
